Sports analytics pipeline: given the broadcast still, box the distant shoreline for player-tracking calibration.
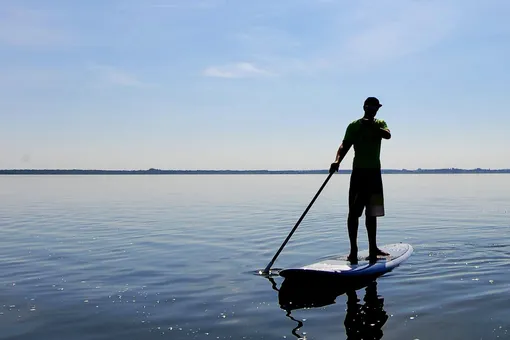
[1,168,509,175]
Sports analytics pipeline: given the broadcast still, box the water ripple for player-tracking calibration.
[0,174,509,339]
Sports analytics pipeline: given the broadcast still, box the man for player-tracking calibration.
[329,97,391,264]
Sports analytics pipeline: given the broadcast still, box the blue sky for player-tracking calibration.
[1,0,509,170]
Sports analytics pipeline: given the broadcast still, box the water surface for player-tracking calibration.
[0,174,509,339]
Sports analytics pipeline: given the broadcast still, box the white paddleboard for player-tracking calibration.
[280,243,413,278]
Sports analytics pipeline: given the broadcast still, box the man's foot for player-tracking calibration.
[347,253,358,264]
[367,254,378,264]
[372,248,390,257]
[365,248,390,262]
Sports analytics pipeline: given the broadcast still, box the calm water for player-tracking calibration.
[0,174,509,339]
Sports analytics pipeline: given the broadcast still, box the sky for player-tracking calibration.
[1,0,509,170]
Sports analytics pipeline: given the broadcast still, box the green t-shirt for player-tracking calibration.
[343,118,388,169]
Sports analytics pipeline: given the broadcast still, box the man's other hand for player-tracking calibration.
[329,162,340,174]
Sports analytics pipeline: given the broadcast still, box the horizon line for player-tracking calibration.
[1,167,509,172]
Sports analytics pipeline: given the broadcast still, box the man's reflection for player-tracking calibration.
[344,281,388,340]
[273,273,388,339]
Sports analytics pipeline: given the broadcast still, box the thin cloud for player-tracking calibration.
[234,26,302,55]
[88,64,152,88]
[0,68,65,90]
[208,0,462,77]
[203,62,274,79]
[149,0,225,10]
[337,0,459,68]
[0,7,68,47]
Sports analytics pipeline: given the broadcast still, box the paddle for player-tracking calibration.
[261,171,334,275]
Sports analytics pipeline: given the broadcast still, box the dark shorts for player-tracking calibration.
[348,168,385,218]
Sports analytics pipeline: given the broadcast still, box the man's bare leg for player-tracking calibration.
[366,216,389,258]
[347,213,359,263]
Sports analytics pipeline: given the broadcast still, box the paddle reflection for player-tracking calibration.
[270,273,388,339]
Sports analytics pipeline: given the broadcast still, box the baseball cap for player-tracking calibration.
[364,97,382,107]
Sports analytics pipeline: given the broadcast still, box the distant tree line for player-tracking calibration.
[0,168,509,175]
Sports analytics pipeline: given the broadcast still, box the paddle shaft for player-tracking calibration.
[262,172,334,274]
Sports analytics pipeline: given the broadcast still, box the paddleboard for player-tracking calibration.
[279,243,413,278]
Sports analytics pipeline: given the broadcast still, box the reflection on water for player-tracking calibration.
[344,281,388,340]
[267,273,388,339]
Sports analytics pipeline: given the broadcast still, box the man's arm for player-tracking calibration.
[335,140,352,163]
[330,140,352,173]
[379,120,391,139]
[380,128,391,139]
[330,123,354,173]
